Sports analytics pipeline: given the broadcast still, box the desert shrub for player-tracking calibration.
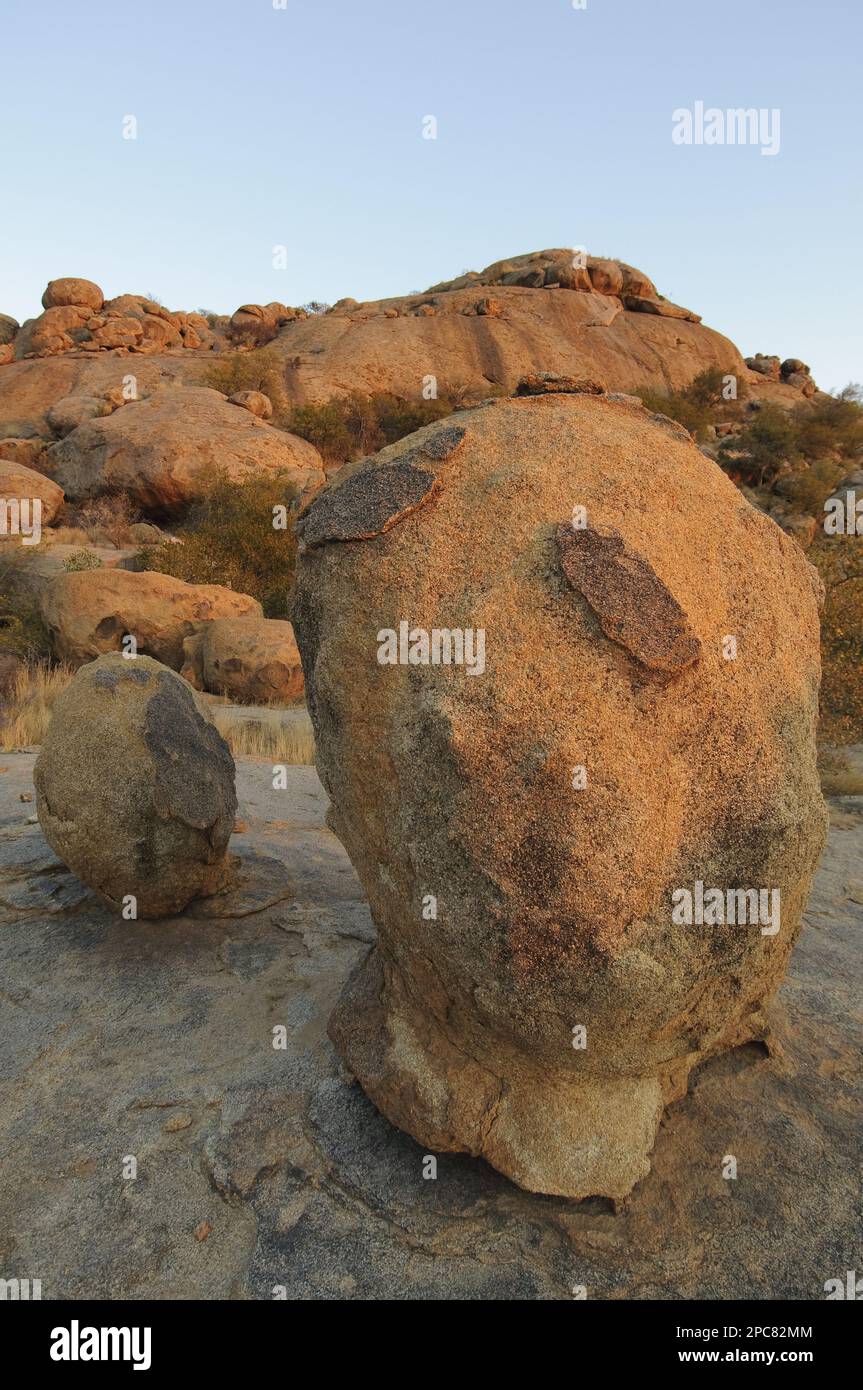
[637,366,746,443]
[719,404,798,487]
[287,389,472,467]
[0,661,74,748]
[63,549,103,572]
[142,471,299,618]
[793,383,863,463]
[0,552,53,663]
[69,491,141,547]
[811,533,863,743]
[202,346,289,421]
[211,708,315,764]
[781,458,849,518]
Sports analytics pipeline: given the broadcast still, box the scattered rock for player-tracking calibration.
[745,354,781,380]
[228,390,273,420]
[34,653,237,918]
[0,438,48,470]
[0,313,19,346]
[49,387,325,515]
[40,567,262,668]
[46,395,106,437]
[180,616,304,704]
[515,372,606,396]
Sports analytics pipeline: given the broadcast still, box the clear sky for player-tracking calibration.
[1,0,860,390]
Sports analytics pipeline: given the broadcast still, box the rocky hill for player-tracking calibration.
[0,251,818,441]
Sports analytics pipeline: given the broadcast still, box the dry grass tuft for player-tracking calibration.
[818,744,863,797]
[0,662,74,748]
[211,709,316,765]
[0,661,316,764]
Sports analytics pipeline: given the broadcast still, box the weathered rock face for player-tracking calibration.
[0,459,65,524]
[41,567,262,668]
[293,387,828,1201]
[34,653,236,918]
[180,617,304,704]
[49,386,325,515]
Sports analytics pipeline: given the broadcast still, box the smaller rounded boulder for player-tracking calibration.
[34,653,237,918]
[41,278,104,312]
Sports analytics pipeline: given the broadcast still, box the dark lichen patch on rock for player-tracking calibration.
[556,523,702,675]
[145,673,237,837]
[296,456,441,549]
[515,373,607,397]
[422,424,467,462]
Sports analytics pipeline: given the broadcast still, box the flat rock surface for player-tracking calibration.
[0,752,858,1300]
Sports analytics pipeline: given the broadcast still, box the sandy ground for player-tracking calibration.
[0,752,860,1300]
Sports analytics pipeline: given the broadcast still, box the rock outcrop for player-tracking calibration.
[40,567,262,668]
[181,617,304,704]
[293,384,827,1200]
[0,254,822,440]
[49,386,325,515]
[34,653,236,918]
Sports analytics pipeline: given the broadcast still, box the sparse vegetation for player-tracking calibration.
[63,549,103,572]
[202,346,290,421]
[210,708,315,764]
[141,471,300,618]
[0,554,52,662]
[0,661,74,748]
[638,366,747,442]
[287,385,486,467]
[811,534,863,744]
[0,660,315,761]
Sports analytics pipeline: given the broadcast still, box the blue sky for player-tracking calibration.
[1,0,860,389]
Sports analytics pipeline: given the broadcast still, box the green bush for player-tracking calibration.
[811,534,863,743]
[637,366,746,443]
[0,556,52,662]
[63,549,103,572]
[287,389,467,467]
[719,404,798,487]
[793,384,863,463]
[202,347,289,422]
[142,471,300,618]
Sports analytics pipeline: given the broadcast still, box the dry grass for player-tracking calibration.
[0,660,316,764]
[211,710,316,765]
[0,662,74,748]
[818,745,863,797]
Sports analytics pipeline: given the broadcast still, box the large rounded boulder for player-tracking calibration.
[40,567,262,668]
[34,653,237,918]
[49,386,325,515]
[180,617,304,704]
[0,459,65,525]
[41,278,104,312]
[292,383,827,1200]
